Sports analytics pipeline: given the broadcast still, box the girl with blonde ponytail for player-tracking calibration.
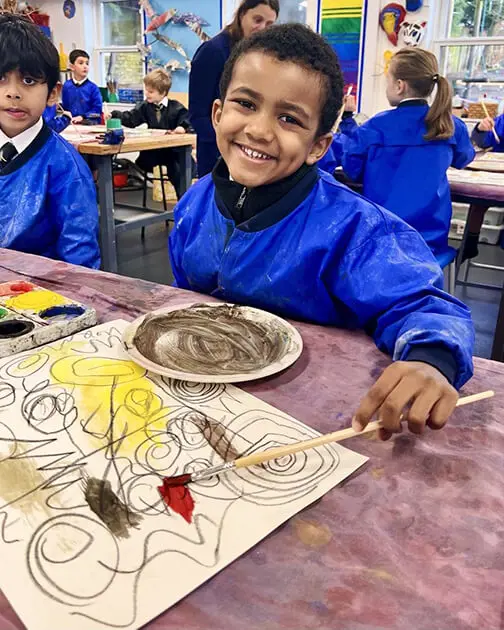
[329,48,475,264]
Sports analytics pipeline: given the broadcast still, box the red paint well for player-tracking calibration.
[158,478,195,523]
[0,281,35,297]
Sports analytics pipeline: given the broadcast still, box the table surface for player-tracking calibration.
[63,131,196,156]
[0,249,502,630]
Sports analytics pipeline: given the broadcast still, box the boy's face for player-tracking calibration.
[144,86,167,104]
[0,70,58,138]
[212,52,332,188]
[70,56,89,81]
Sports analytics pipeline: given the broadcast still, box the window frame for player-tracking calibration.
[93,0,146,88]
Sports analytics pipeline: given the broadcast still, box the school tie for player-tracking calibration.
[0,142,17,169]
[155,104,163,123]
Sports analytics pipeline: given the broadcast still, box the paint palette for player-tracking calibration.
[123,302,303,383]
[0,281,97,357]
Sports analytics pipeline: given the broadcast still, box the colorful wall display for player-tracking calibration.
[143,0,221,92]
[321,0,364,95]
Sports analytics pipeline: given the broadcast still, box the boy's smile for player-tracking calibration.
[0,70,57,137]
[212,52,332,188]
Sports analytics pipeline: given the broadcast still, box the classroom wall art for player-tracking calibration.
[142,0,221,93]
[0,319,366,630]
[401,20,427,47]
[379,3,406,46]
[321,0,364,94]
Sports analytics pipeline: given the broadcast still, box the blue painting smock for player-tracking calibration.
[471,113,504,152]
[42,105,71,133]
[61,78,103,122]
[189,30,232,176]
[0,124,100,268]
[317,115,358,174]
[337,101,475,258]
[169,162,474,389]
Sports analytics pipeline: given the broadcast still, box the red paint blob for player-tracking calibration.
[158,478,195,523]
[9,282,34,293]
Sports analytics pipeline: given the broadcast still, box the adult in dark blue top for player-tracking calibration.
[189,0,278,177]
[170,24,475,441]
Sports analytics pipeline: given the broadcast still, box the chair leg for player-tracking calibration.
[462,259,471,283]
[160,167,168,212]
[448,260,456,295]
[142,175,147,209]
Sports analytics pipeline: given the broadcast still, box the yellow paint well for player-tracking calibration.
[6,290,70,311]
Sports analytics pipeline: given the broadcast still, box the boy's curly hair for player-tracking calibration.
[0,14,60,93]
[219,23,344,135]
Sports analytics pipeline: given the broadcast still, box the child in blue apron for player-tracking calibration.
[324,48,475,263]
[169,24,474,440]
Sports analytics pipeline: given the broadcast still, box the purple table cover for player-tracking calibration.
[0,249,502,630]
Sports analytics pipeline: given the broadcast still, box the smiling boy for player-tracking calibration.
[169,24,474,439]
[0,15,100,268]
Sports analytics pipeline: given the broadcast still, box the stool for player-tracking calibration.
[437,246,458,295]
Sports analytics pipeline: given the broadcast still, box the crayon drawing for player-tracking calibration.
[0,320,367,630]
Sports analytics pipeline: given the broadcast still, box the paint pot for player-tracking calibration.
[39,304,86,322]
[9,281,34,293]
[0,319,35,339]
[0,308,7,320]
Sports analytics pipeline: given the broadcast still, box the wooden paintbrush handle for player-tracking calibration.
[481,101,500,144]
[235,390,494,470]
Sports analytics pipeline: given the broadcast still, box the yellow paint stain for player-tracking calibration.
[0,444,54,525]
[6,289,69,311]
[346,566,395,582]
[293,518,333,548]
[371,467,385,480]
[50,354,170,455]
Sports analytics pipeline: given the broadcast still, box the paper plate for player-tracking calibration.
[122,302,303,383]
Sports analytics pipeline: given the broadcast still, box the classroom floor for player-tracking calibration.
[114,189,504,361]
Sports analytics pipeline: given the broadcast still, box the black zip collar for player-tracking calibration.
[397,99,428,108]
[212,158,319,232]
[0,123,52,176]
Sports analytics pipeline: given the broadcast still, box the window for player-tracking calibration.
[434,0,504,106]
[96,0,145,89]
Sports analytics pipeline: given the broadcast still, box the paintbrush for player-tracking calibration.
[480,100,500,144]
[333,85,353,133]
[164,390,494,487]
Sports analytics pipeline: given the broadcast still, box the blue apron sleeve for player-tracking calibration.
[48,160,101,269]
[471,114,503,150]
[168,206,191,289]
[452,117,475,168]
[85,83,103,120]
[340,123,376,183]
[330,227,474,389]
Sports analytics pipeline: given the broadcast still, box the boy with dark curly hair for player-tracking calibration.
[169,24,474,439]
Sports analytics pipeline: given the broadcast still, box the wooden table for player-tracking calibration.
[0,249,503,630]
[65,130,196,273]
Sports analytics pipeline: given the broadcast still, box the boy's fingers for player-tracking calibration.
[406,388,442,434]
[427,389,458,430]
[377,375,422,433]
[353,364,403,431]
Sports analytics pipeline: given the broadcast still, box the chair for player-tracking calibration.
[112,158,172,239]
[437,246,458,295]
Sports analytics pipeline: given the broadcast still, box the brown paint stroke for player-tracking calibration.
[133,303,289,375]
[0,445,54,524]
[84,477,142,539]
[191,414,240,462]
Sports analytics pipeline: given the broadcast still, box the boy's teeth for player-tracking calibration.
[242,146,269,159]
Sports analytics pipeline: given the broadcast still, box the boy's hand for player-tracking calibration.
[344,95,356,113]
[103,112,112,121]
[352,361,458,440]
[173,126,186,134]
[72,116,83,124]
[479,117,495,132]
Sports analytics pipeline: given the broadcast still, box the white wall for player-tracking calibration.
[360,0,434,116]
[36,0,97,80]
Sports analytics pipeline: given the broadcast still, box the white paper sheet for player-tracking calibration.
[0,320,367,630]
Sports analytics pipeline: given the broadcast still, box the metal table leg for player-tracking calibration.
[180,145,192,197]
[491,288,504,362]
[96,155,118,273]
